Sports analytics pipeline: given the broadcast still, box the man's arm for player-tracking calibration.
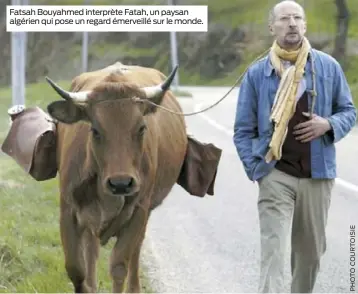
[324,60,357,144]
[233,69,258,181]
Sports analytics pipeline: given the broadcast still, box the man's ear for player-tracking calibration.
[47,100,87,124]
[268,24,275,36]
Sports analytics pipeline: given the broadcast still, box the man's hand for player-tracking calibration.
[293,114,332,143]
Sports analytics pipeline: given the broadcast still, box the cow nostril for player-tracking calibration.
[107,176,135,194]
[110,178,132,187]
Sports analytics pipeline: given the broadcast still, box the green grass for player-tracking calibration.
[0,82,154,292]
[172,88,192,97]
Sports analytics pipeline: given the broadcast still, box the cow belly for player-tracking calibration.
[149,106,187,209]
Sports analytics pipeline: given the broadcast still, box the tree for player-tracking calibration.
[332,0,350,68]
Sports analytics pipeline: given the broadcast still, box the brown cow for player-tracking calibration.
[44,62,194,293]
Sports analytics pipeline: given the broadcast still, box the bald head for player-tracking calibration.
[269,0,306,25]
[268,0,307,50]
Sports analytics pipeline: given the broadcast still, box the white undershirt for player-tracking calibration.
[281,60,307,100]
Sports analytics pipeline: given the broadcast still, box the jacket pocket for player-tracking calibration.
[250,135,276,181]
[252,135,270,160]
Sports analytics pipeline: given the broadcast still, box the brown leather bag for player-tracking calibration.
[1,105,58,181]
[176,136,222,197]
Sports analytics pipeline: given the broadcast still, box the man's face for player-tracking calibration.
[269,1,307,50]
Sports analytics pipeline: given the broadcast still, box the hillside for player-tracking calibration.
[1,0,357,104]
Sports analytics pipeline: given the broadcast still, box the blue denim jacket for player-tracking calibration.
[233,48,357,181]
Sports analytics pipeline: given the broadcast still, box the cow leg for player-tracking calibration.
[109,205,148,293]
[60,209,91,293]
[83,230,100,292]
[126,230,146,293]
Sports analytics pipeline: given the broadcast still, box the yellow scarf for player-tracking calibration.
[265,37,311,163]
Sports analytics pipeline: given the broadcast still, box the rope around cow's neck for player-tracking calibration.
[136,48,271,116]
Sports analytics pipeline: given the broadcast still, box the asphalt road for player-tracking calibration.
[141,86,358,293]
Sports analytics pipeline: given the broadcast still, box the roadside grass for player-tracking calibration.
[0,81,154,292]
[172,88,192,97]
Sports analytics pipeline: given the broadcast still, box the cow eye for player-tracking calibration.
[91,127,101,140]
[138,125,147,136]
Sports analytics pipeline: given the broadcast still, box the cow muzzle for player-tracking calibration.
[105,174,139,196]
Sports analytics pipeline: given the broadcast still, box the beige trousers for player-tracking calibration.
[257,168,334,293]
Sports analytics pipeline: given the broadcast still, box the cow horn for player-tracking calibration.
[45,77,90,102]
[142,65,178,99]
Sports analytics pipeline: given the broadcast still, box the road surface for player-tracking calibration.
[141,86,358,293]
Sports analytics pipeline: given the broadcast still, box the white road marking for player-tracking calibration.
[335,178,358,193]
[194,103,358,194]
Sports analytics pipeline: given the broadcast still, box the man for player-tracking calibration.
[233,0,357,293]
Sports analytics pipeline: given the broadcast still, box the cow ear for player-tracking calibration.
[47,100,87,124]
[142,94,165,116]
